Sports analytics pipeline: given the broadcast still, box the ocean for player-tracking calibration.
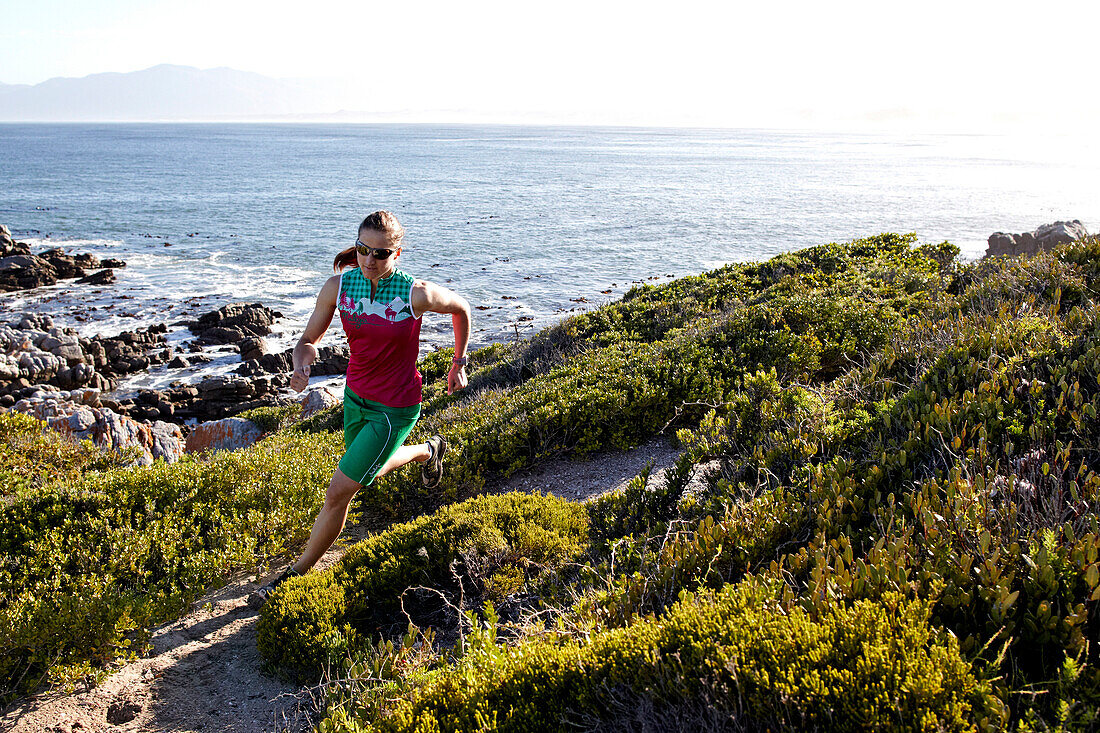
[1,123,1098,392]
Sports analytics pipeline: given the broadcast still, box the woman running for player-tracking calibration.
[250,210,470,606]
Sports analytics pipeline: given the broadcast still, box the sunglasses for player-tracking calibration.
[355,239,398,259]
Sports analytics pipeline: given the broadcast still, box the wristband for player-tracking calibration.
[452,356,468,367]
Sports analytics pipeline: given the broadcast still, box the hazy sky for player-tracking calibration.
[2,0,1095,129]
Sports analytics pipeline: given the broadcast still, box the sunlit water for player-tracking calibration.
[2,124,1098,391]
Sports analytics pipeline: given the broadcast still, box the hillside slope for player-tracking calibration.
[264,234,1100,731]
[6,233,1100,731]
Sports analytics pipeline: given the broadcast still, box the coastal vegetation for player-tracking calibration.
[5,232,1100,730]
[0,419,341,698]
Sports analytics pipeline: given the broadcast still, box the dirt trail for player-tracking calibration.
[2,436,680,733]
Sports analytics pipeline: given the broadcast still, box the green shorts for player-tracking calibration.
[338,387,421,486]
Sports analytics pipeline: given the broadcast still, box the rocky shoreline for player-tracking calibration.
[3,217,1091,466]
[0,223,349,463]
[1,223,125,292]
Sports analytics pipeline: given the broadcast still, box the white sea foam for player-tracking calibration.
[20,237,127,251]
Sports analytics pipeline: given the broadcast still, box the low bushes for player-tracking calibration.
[339,578,1002,732]
[306,240,1100,730]
[257,492,588,681]
[0,429,342,702]
[19,232,1100,729]
[0,411,131,497]
[581,250,1100,726]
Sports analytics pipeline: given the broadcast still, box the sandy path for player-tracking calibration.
[1,436,680,733]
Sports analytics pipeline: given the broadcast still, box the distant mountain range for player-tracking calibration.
[0,65,351,121]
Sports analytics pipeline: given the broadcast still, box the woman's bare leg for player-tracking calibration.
[376,441,430,479]
[291,444,431,574]
[292,468,362,573]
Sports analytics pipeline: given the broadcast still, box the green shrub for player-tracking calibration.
[258,492,588,680]
[237,403,302,433]
[579,243,1100,727]
[351,578,1002,732]
[0,429,341,701]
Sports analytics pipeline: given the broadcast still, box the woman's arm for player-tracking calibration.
[412,280,472,395]
[290,275,340,392]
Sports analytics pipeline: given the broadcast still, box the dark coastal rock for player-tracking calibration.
[188,302,282,345]
[54,362,97,390]
[200,326,249,343]
[99,389,179,424]
[235,344,349,378]
[0,239,115,291]
[237,351,290,377]
[92,325,173,378]
[0,239,28,257]
[986,220,1089,258]
[94,372,291,426]
[239,336,267,362]
[313,345,351,375]
[76,268,116,286]
[0,254,58,291]
[39,248,87,279]
[73,252,101,269]
[154,372,292,422]
[1,272,298,428]
[0,240,30,258]
[101,257,127,268]
[166,353,212,369]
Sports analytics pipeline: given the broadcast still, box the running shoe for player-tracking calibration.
[247,565,301,610]
[421,435,448,488]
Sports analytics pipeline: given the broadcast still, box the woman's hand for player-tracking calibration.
[447,363,468,395]
[289,277,338,393]
[291,364,311,392]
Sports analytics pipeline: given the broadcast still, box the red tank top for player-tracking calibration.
[337,267,423,408]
